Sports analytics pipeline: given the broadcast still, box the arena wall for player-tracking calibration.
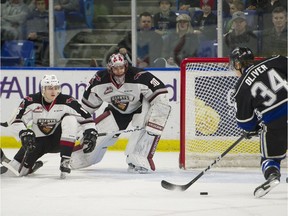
[0,68,180,151]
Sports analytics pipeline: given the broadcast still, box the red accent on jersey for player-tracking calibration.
[25,96,33,101]
[60,140,75,147]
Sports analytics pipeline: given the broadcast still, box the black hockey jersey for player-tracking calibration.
[12,92,94,137]
[234,55,287,131]
[82,66,168,114]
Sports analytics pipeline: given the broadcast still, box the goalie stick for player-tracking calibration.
[77,127,144,141]
[97,127,144,137]
[161,132,257,191]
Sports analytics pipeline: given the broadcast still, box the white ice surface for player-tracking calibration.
[1,149,287,216]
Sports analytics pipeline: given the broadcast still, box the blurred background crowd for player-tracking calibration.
[0,0,287,68]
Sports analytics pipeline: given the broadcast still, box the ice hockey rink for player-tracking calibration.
[1,149,287,216]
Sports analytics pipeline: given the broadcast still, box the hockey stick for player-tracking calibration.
[18,148,29,174]
[161,133,257,191]
[75,127,144,151]
[0,122,8,127]
[97,127,144,137]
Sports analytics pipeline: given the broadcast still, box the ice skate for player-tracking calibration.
[254,172,281,198]
[60,157,71,179]
[127,163,148,174]
[28,161,44,174]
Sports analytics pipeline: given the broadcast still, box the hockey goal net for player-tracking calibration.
[179,58,260,169]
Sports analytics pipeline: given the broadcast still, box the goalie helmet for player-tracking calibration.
[229,47,254,72]
[107,53,129,85]
[107,53,128,71]
[40,74,61,97]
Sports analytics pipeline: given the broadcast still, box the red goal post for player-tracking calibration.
[179,57,260,169]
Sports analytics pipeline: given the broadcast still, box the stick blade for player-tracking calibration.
[161,180,187,191]
[2,161,20,176]
[0,122,8,127]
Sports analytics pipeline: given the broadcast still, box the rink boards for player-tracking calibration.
[0,68,180,151]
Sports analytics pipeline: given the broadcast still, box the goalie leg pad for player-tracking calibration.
[125,129,161,171]
[70,111,119,169]
[145,102,171,135]
[71,136,118,169]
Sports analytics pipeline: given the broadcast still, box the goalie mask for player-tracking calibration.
[229,47,254,73]
[40,74,61,102]
[107,53,128,85]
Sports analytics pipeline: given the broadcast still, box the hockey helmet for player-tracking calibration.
[40,74,61,96]
[107,53,128,71]
[229,47,254,71]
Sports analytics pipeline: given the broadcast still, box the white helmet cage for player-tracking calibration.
[107,53,128,73]
[40,74,61,96]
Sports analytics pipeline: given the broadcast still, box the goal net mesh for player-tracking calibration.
[180,58,261,169]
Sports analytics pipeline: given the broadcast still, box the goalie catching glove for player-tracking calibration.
[83,128,98,153]
[19,129,36,152]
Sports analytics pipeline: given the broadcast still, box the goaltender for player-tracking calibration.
[229,47,287,198]
[71,53,171,173]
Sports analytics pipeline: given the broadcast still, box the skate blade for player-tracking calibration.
[134,166,148,174]
[254,179,280,198]
[60,172,67,179]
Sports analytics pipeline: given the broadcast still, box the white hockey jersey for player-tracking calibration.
[82,66,169,114]
[11,92,95,137]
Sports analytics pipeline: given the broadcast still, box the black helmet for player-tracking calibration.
[229,47,254,71]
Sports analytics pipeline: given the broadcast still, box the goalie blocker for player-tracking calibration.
[71,101,171,172]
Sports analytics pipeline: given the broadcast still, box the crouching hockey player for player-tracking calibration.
[230,47,287,198]
[1,75,97,179]
[71,53,171,173]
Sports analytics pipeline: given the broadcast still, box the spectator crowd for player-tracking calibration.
[1,0,287,67]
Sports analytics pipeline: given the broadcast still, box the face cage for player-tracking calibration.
[108,64,128,75]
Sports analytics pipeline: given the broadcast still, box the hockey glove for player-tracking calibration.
[83,128,98,153]
[19,129,36,152]
[242,125,261,139]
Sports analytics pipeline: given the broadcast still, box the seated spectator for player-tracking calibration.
[1,0,29,41]
[223,11,258,56]
[261,6,287,56]
[54,0,80,28]
[111,12,163,68]
[179,0,201,9]
[162,14,199,67]
[178,0,201,18]
[54,0,79,12]
[246,0,286,11]
[224,0,245,33]
[192,0,217,40]
[223,0,233,18]
[154,0,177,39]
[258,0,287,29]
[26,0,49,66]
[24,0,48,11]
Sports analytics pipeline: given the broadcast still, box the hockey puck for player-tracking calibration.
[200,192,208,195]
